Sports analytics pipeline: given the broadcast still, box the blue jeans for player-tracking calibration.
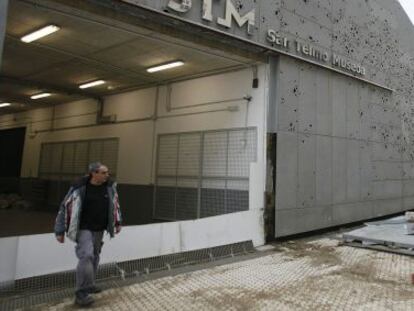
[75,230,104,293]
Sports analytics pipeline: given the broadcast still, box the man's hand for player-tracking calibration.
[115,225,122,234]
[56,235,65,243]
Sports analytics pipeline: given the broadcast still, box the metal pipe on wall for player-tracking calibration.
[95,98,104,124]
[1,90,241,134]
[0,0,8,70]
[150,86,160,183]
[34,115,154,133]
[157,107,239,119]
[0,112,98,128]
[33,106,239,133]
[170,96,250,111]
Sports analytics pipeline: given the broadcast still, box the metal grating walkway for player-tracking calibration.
[0,241,254,311]
[5,236,414,310]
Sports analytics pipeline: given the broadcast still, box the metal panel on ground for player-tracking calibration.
[343,216,414,254]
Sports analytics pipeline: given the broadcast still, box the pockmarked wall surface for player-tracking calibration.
[119,0,411,86]
[275,57,407,236]
[271,0,414,236]
[119,0,414,236]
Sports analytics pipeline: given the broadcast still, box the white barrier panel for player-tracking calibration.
[1,209,264,282]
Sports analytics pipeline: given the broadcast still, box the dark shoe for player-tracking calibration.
[87,286,103,294]
[75,291,94,306]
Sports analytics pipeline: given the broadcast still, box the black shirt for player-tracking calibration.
[79,183,109,231]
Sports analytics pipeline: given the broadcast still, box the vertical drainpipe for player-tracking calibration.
[0,0,9,69]
[96,98,104,124]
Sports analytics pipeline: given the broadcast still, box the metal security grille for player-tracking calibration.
[38,138,119,180]
[154,128,256,221]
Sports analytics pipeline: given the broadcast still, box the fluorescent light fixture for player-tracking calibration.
[21,25,60,43]
[0,103,11,108]
[79,80,106,89]
[31,93,51,100]
[147,61,184,73]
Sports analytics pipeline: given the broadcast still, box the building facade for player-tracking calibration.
[0,0,413,284]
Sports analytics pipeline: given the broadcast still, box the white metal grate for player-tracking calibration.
[154,128,256,221]
[38,138,119,180]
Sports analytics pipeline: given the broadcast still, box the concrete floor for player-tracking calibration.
[16,235,414,310]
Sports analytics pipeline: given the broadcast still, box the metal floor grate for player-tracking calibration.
[0,241,254,310]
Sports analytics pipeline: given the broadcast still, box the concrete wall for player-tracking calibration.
[275,57,405,236]
[272,0,414,236]
[0,66,268,281]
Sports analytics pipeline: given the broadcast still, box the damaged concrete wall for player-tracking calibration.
[272,0,414,236]
[275,57,399,236]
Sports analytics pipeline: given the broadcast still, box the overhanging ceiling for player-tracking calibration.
[0,0,257,114]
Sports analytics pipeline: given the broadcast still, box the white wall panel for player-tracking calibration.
[3,210,263,281]
[169,70,251,110]
[104,88,156,121]
[0,237,18,283]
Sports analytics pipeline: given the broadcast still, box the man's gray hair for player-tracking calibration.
[88,162,103,173]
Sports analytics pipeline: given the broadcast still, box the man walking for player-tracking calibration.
[55,162,122,306]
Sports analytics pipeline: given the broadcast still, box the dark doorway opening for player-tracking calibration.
[0,127,25,178]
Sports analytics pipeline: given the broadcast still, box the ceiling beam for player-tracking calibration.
[0,75,102,101]
[17,0,263,63]
[6,34,158,82]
